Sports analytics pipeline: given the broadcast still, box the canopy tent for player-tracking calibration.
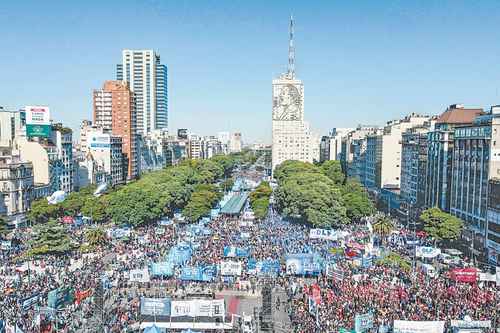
[220,193,249,215]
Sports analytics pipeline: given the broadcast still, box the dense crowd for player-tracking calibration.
[0,192,498,333]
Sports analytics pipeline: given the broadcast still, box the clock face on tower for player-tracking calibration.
[273,84,301,120]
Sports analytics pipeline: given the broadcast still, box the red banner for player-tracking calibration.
[450,268,477,283]
[75,289,92,305]
[311,284,322,305]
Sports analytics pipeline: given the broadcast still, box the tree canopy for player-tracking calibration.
[249,181,272,220]
[27,153,249,227]
[29,219,75,256]
[420,207,463,242]
[274,160,374,227]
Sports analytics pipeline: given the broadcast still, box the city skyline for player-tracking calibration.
[3,1,500,142]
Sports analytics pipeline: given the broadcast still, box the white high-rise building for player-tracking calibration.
[272,17,319,171]
[117,49,168,135]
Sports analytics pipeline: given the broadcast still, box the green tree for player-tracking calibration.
[320,160,345,185]
[28,199,60,224]
[376,252,411,271]
[420,207,463,243]
[29,219,75,256]
[275,172,348,227]
[0,216,9,239]
[341,180,375,220]
[85,227,107,247]
[273,160,320,184]
[372,214,394,243]
[81,196,108,223]
[249,182,272,220]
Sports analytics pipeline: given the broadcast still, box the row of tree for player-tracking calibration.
[27,151,257,227]
[273,160,375,227]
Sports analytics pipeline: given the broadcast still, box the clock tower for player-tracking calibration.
[272,17,319,172]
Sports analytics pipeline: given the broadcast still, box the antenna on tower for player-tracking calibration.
[288,15,295,78]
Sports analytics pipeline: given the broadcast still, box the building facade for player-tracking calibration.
[93,80,139,180]
[425,105,484,211]
[272,18,319,171]
[400,126,432,207]
[86,131,125,186]
[116,49,168,134]
[364,115,430,191]
[449,106,500,249]
[0,155,34,223]
[486,178,500,265]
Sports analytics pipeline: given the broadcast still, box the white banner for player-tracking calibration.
[128,268,150,283]
[239,221,253,227]
[450,320,491,329]
[220,261,242,276]
[393,320,445,333]
[415,246,441,258]
[171,300,196,317]
[478,272,496,282]
[170,299,225,317]
[25,106,50,125]
[309,228,338,241]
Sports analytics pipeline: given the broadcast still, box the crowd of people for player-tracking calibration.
[0,181,498,333]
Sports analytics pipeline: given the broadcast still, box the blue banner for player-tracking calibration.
[167,243,192,266]
[159,218,174,226]
[47,287,74,309]
[247,259,281,277]
[21,293,40,311]
[180,265,217,282]
[354,312,374,332]
[140,297,171,316]
[151,262,174,277]
[186,224,211,237]
[223,246,250,258]
[285,253,323,276]
[362,256,373,268]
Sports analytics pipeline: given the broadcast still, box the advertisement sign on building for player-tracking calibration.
[25,106,51,138]
[88,132,111,150]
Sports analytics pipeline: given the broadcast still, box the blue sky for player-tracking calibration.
[2,0,500,143]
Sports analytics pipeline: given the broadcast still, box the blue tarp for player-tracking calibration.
[180,265,217,282]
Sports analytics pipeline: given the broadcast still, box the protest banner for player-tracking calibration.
[450,268,477,283]
[168,243,193,265]
[309,228,338,241]
[354,312,374,332]
[247,259,281,277]
[170,299,225,317]
[21,293,40,311]
[140,297,171,316]
[75,289,92,305]
[393,320,445,333]
[220,261,243,276]
[180,265,217,282]
[129,268,150,283]
[47,287,74,309]
[1,240,12,250]
[151,262,174,277]
[415,246,441,259]
[285,253,323,276]
[450,319,491,329]
[240,232,250,239]
[223,246,250,258]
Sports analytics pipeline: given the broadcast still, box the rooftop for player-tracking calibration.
[436,106,484,124]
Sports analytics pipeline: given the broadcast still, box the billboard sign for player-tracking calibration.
[25,106,51,138]
[88,132,111,150]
